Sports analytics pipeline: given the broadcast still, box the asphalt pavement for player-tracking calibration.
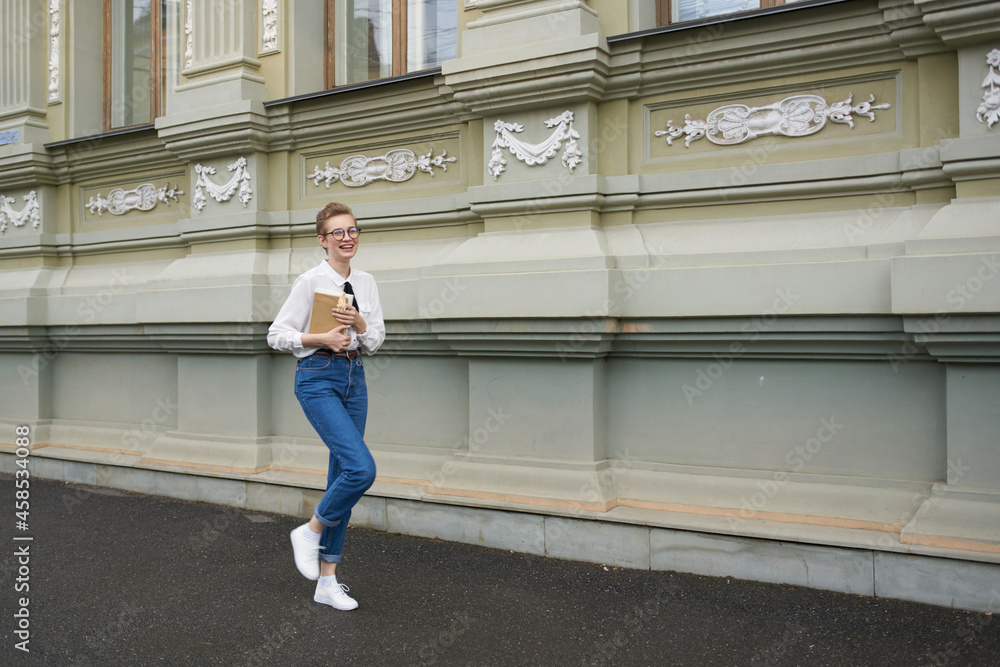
[1,474,997,666]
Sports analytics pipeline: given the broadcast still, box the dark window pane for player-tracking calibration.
[111,0,152,127]
[407,0,457,72]
[334,0,392,86]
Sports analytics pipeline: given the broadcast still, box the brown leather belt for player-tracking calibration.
[313,348,360,359]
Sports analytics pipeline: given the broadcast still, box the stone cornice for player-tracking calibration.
[916,0,1000,45]
[444,35,610,114]
[0,213,297,260]
[441,0,609,114]
[908,314,1000,362]
[32,77,458,183]
[45,128,183,185]
[0,199,476,261]
[616,329,920,361]
[0,149,58,189]
[7,316,993,361]
[449,59,610,114]
[468,0,597,29]
[351,207,479,234]
[471,193,605,219]
[464,148,953,215]
[181,55,263,80]
[606,0,912,101]
[878,0,946,57]
[267,76,465,152]
[0,324,273,355]
[0,237,61,260]
[939,135,1000,181]
[155,103,270,163]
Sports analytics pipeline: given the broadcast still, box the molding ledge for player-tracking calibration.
[0,150,58,189]
[4,317,992,362]
[917,0,1000,46]
[155,105,270,163]
[267,77,465,152]
[444,38,611,113]
[606,1,907,100]
[45,131,181,185]
[879,0,947,56]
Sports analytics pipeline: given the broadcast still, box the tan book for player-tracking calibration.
[308,288,354,334]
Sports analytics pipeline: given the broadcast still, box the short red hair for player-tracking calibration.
[315,202,356,235]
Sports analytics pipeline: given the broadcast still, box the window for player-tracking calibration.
[657,0,807,25]
[104,0,168,130]
[326,0,457,88]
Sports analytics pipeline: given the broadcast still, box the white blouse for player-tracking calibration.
[267,259,386,359]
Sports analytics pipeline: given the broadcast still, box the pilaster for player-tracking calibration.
[913,0,1000,189]
[423,352,612,510]
[143,3,273,473]
[892,315,1000,554]
[175,0,266,109]
[0,332,55,426]
[0,0,51,148]
[0,0,56,229]
[157,0,269,162]
[443,0,610,114]
[435,0,614,322]
[142,354,273,472]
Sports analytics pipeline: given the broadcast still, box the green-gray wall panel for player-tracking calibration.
[946,364,1000,489]
[468,358,604,461]
[366,355,469,449]
[0,353,52,420]
[606,357,945,480]
[52,353,178,426]
[269,354,314,439]
[176,355,269,437]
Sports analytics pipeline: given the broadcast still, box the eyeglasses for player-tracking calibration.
[320,227,360,241]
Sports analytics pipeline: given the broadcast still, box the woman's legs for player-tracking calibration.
[294,355,374,576]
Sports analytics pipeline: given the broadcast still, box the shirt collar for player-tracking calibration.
[320,259,353,286]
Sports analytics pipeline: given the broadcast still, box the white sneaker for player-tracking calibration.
[314,577,359,611]
[289,524,320,580]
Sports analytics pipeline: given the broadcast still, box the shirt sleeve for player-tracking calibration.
[357,279,385,355]
[267,275,311,352]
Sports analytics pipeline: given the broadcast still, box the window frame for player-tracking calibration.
[657,0,789,26]
[103,0,165,131]
[324,0,453,90]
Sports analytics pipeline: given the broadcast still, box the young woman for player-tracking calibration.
[267,202,385,610]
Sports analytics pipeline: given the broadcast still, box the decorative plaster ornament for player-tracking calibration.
[0,191,41,233]
[262,0,279,51]
[488,111,582,180]
[87,183,183,216]
[184,0,193,69]
[193,157,253,212]
[656,93,891,148]
[976,49,1000,130]
[48,0,60,103]
[309,148,457,188]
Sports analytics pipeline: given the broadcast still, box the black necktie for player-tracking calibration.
[343,281,355,309]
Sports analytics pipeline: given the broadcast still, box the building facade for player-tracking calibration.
[1,0,999,611]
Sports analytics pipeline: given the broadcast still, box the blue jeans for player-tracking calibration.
[294,353,375,563]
